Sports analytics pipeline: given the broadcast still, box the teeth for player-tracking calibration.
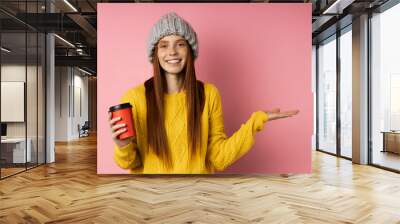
[167,59,180,64]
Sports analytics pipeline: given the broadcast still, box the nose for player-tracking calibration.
[168,46,178,56]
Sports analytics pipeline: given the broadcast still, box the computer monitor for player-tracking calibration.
[1,123,7,137]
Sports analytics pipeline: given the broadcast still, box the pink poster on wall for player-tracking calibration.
[97,3,312,174]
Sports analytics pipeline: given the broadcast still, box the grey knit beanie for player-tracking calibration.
[147,12,198,62]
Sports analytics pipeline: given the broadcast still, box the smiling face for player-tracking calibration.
[156,35,189,76]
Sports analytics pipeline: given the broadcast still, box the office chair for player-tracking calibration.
[78,121,90,138]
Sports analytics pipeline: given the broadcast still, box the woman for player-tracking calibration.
[108,12,299,174]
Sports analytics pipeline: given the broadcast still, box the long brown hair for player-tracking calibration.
[145,42,205,170]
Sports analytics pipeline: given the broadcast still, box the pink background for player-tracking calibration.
[97,3,312,174]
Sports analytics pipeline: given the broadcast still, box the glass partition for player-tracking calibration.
[1,31,28,177]
[0,1,46,179]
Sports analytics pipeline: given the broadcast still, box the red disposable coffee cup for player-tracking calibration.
[109,103,135,140]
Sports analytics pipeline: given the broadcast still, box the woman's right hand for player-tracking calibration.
[108,112,134,148]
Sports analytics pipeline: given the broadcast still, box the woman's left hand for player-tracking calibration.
[264,108,299,121]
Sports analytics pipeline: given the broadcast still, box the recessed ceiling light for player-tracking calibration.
[1,47,11,53]
[54,34,75,48]
[63,0,78,12]
[77,67,93,76]
[322,0,354,14]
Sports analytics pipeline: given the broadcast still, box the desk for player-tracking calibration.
[1,138,32,163]
[381,131,400,154]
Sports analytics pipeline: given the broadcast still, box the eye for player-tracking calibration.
[178,43,186,47]
[159,44,167,48]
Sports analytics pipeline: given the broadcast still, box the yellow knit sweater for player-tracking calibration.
[114,82,269,174]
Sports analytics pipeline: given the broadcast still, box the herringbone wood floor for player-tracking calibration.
[1,134,400,224]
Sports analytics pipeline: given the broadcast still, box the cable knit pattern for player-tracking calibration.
[114,83,269,174]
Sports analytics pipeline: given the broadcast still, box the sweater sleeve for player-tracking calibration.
[113,89,142,169]
[114,138,142,169]
[206,86,269,171]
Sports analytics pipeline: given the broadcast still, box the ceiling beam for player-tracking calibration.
[67,13,97,39]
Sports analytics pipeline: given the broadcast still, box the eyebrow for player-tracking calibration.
[158,39,186,44]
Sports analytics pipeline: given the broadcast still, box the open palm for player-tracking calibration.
[265,108,299,121]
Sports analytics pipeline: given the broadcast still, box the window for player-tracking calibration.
[317,35,337,154]
[371,2,400,171]
[340,27,352,158]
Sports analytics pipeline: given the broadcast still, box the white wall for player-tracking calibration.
[1,66,26,136]
[55,66,69,141]
[72,72,89,138]
[55,67,89,141]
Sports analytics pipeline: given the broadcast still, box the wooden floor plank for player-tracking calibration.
[0,134,400,223]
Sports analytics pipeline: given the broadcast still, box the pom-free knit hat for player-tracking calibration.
[147,12,198,62]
